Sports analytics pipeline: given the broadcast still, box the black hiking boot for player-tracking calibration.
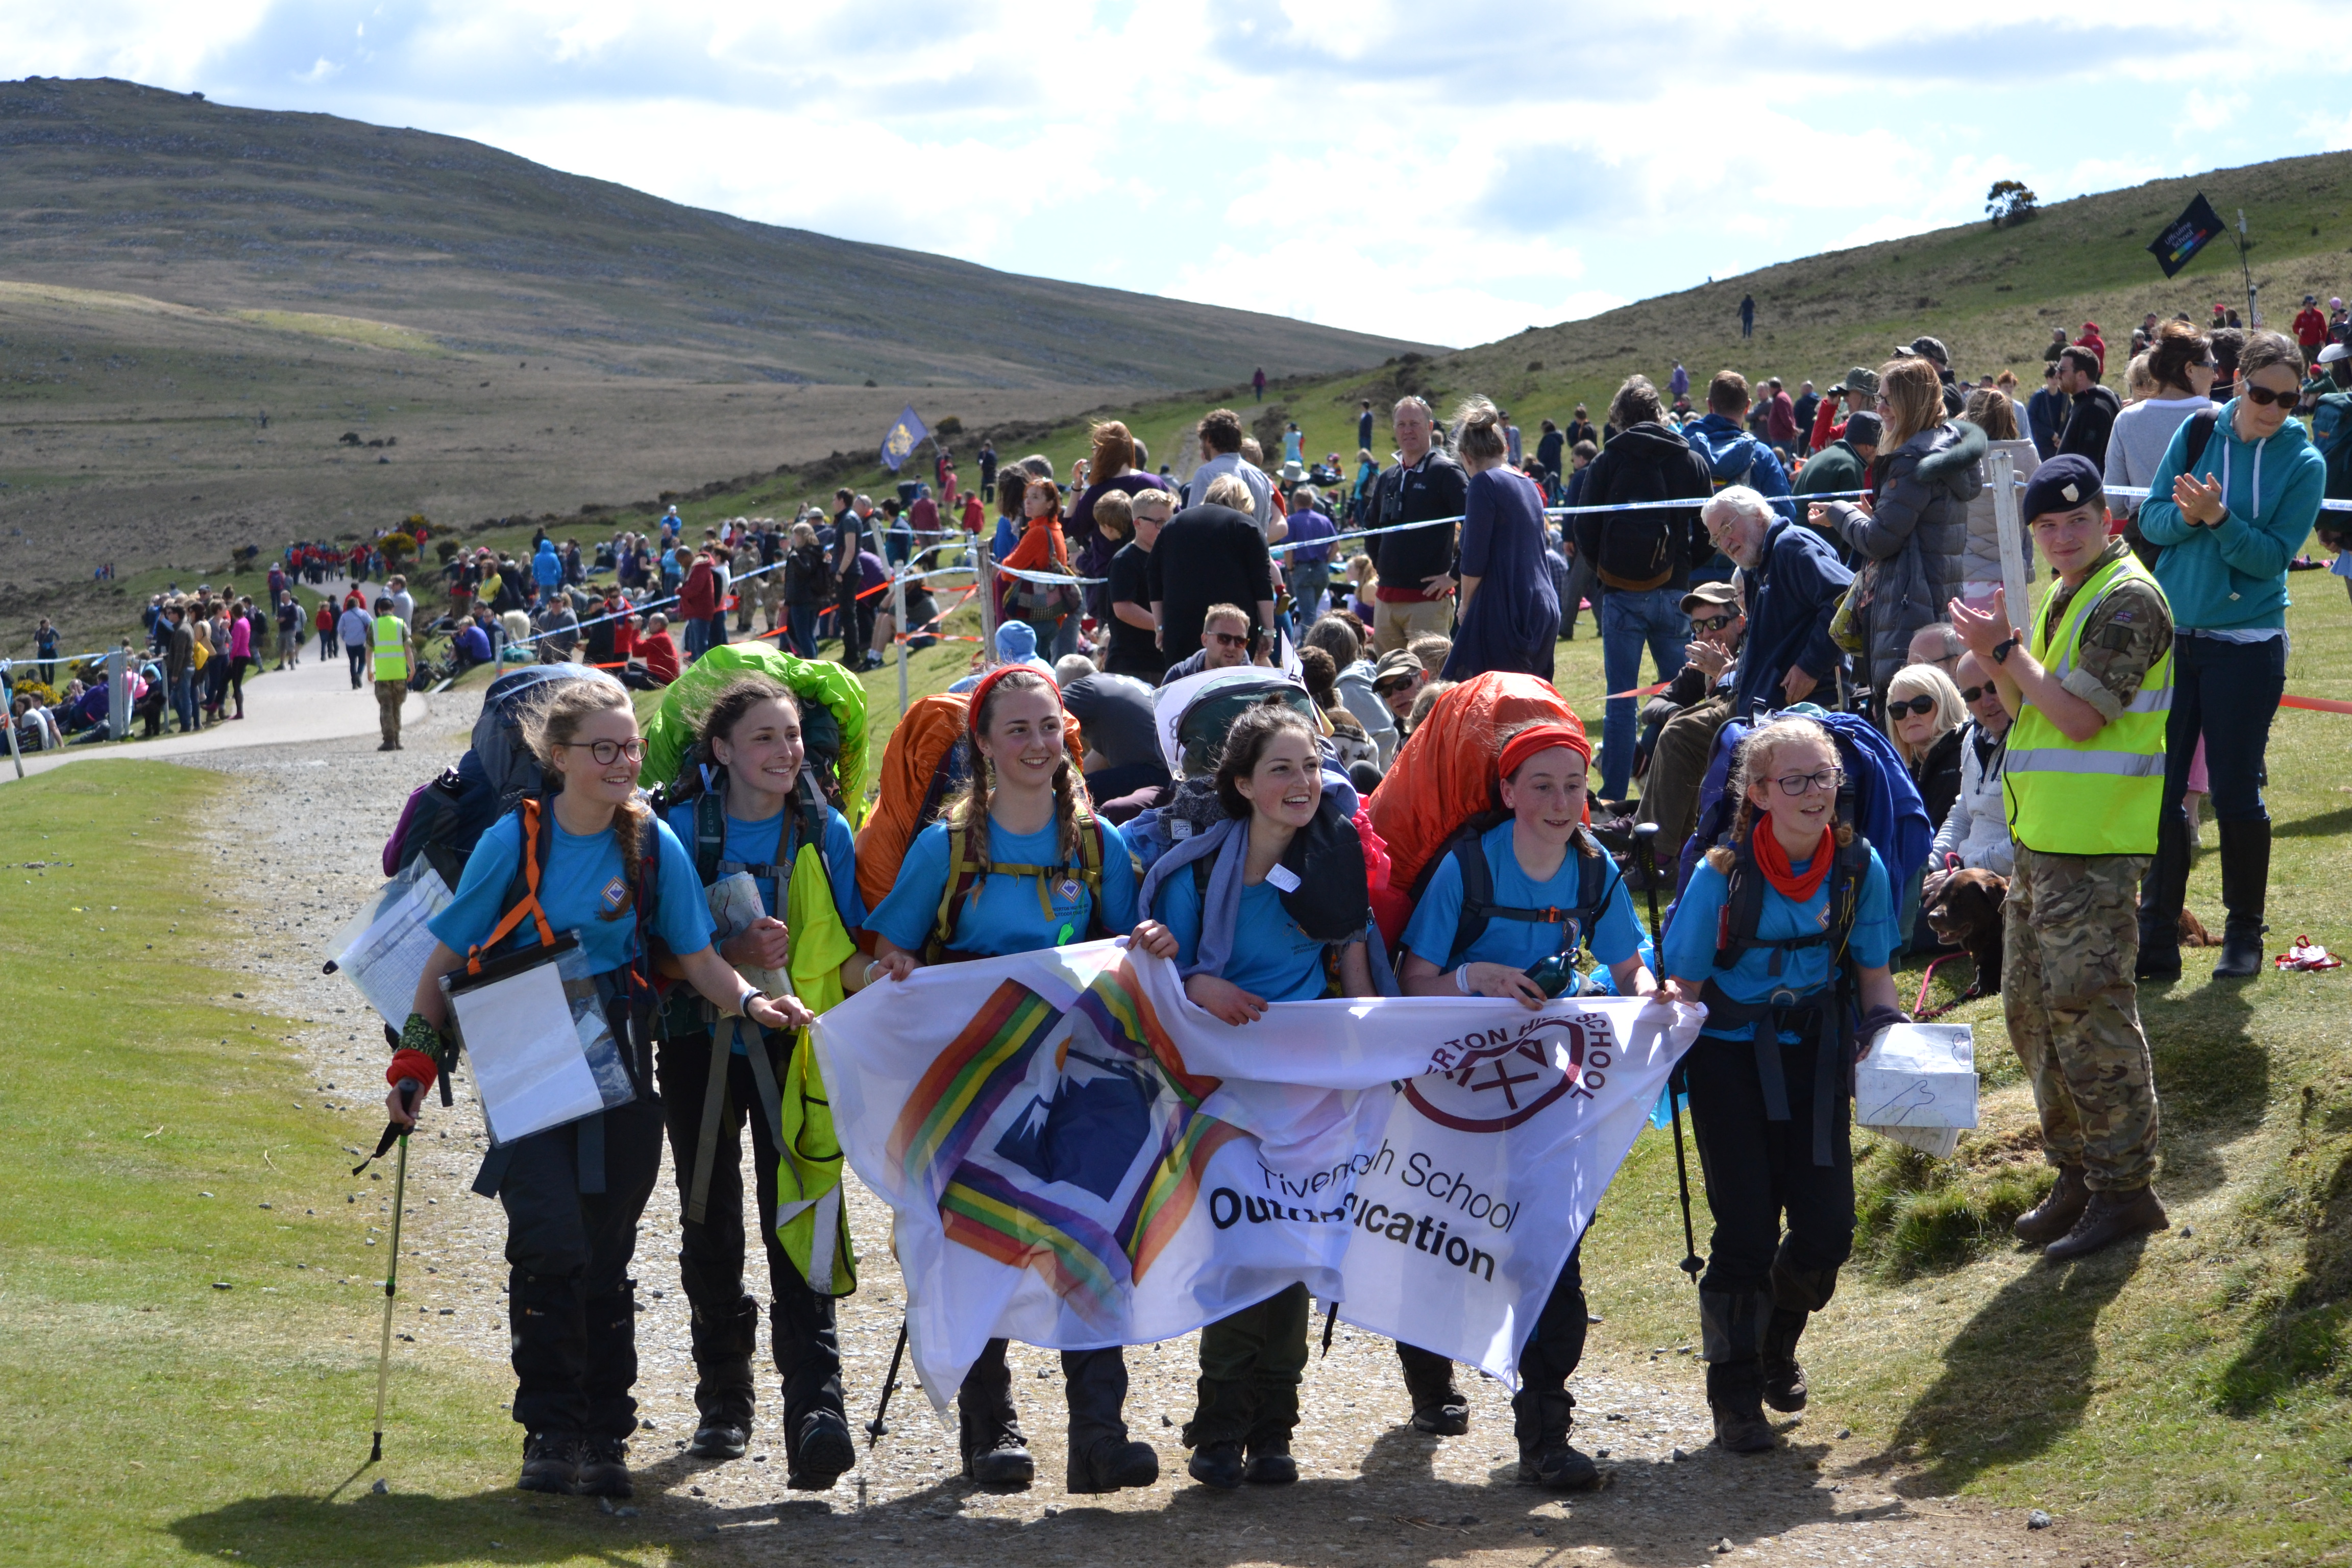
[2042,1186,2169,1262]
[1187,1439,1244,1490]
[690,1419,747,1460]
[1706,1362,1776,1455]
[1512,1387,1600,1490]
[1242,1443,1298,1485]
[1064,1348,1157,1493]
[787,1408,854,1491]
[1760,1308,1809,1413]
[573,1435,633,1498]
[518,1431,579,1494]
[959,1341,1033,1486]
[2013,1165,2091,1247]
[1399,1344,1470,1436]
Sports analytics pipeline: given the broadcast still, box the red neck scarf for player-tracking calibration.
[1751,821,1836,902]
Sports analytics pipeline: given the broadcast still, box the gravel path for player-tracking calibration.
[178,695,2093,1568]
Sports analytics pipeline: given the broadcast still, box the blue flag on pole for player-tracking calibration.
[879,405,929,473]
[2147,192,2224,279]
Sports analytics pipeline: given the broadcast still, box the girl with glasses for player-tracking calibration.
[1657,716,1901,1456]
[386,677,812,1500]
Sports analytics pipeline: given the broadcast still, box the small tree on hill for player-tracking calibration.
[1987,180,2039,229]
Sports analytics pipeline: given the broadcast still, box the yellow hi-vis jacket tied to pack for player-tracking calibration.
[775,839,858,1295]
[2002,550,2173,857]
[371,614,409,683]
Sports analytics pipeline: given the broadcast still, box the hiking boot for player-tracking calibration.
[963,1435,1035,1487]
[2042,1186,2168,1262]
[787,1408,854,1491]
[1517,1437,1601,1491]
[1705,1363,1775,1455]
[959,1342,1032,1486]
[1759,1308,1809,1413]
[1068,1435,1158,1493]
[573,1435,633,1498]
[518,1431,579,1494]
[2013,1165,2091,1247]
[1187,1439,1244,1490]
[1242,1441,1297,1485]
[2212,821,2270,980]
[690,1419,747,1460]
[1400,1346,1471,1436]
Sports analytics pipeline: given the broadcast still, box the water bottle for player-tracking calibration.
[1524,953,1579,999]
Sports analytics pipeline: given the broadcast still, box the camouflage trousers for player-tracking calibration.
[2002,845,2160,1191]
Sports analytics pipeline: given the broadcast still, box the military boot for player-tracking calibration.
[2043,1186,2168,1262]
[2013,1165,2091,1247]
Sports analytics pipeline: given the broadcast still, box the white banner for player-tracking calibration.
[814,940,1702,1408]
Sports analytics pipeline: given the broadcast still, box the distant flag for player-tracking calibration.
[879,405,929,473]
[2148,192,2225,279]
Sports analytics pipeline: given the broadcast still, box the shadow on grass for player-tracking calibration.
[2215,1141,2352,1414]
[1878,1241,2147,1492]
[2271,803,2352,841]
[2140,975,2266,1206]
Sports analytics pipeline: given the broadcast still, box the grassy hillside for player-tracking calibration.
[0,77,1427,390]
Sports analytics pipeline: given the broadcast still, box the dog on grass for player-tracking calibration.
[1925,868,2220,1000]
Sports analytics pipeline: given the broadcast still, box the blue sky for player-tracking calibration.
[10,1,2349,349]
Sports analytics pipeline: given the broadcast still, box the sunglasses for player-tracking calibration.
[1959,683,1992,704]
[1207,630,1251,649]
[1886,695,1940,719]
[2241,383,2299,408]
[1688,612,1734,632]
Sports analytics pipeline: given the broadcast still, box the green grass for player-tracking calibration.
[0,764,669,1566]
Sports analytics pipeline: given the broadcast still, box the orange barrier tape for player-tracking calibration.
[1603,681,1674,700]
[2281,693,2352,716]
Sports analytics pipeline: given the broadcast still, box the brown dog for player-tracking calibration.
[1924,868,2006,995]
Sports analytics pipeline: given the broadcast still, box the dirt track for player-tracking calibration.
[179,694,2100,1568]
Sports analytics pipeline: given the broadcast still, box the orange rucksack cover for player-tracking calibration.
[1366,673,1583,945]
[852,688,1088,919]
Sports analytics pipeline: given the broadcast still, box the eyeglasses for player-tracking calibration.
[559,739,645,765]
[1688,612,1734,632]
[1886,695,1941,719]
[2241,382,2300,408]
[1771,768,1844,797]
[1959,684,1992,704]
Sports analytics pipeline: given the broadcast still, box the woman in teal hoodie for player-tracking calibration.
[2133,331,2324,979]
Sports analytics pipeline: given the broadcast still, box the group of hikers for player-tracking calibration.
[351,318,2332,1512]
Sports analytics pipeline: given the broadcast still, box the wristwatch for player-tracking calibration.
[1992,635,2019,665]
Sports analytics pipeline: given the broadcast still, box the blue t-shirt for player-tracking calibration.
[868,814,1138,957]
[1660,843,1895,1042]
[1401,823,1646,972]
[662,797,866,927]
[1284,508,1338,565]
[1152,866,1330,1004]
[431,810,716,977]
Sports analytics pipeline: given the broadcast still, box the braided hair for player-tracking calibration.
[939,668,1092,867]
[522,678,649,921]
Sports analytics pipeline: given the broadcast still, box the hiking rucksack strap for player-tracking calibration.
[1440,824,1613,970]
[469,798,558,972]
[928,812,1110,956]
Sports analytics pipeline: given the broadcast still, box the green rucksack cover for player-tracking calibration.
[640,645,870,823]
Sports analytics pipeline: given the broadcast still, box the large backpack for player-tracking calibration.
[382,663,621,889]
[638,644,868,819]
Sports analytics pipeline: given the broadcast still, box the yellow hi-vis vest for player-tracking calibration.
[2002,551,2172,856]
[371,614,409,682]
[777,840,857,1295]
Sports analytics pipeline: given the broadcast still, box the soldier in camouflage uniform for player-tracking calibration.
[1950,454,2173,1261]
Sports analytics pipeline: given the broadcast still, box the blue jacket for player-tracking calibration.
[2136,398,2324,631]
[1683,413,1794,520]
[532,543,564,589]
[1732,518,1853,722]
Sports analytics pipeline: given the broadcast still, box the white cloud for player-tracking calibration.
[7,0,2352,349]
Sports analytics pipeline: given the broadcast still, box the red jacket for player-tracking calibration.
[638,631,679,685]
[1809,396,1844,455]
[677,559,716,620]
[2294,307,2328,348]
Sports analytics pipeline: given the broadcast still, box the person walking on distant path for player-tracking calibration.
[1739,295,1756,339]
[370,594,412,752]
[1252,366,1267,403]
[339,598,373,691]
[34,617,60,685]
[1671,363,1690,404]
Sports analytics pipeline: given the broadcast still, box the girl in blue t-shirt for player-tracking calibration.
[383,678,810,1501]
[1657,716,1901,1459]
[653,674,867,1485]
[1129,699,1373,1491]
[1394,720,1652,1491]
[863,666,1153,1496]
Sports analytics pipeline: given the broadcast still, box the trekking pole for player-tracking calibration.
[362,1081,419,1463]
[1633,824,1704,1286]
[866,1316,909,1443]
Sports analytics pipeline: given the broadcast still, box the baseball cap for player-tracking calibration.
[1680,580,1739,616]
[1844,410,1884,447]
[1373,649,1424,691]
[1839,366,1880,396]
[1895,335,1949,365]
[2021,454,2103,522]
